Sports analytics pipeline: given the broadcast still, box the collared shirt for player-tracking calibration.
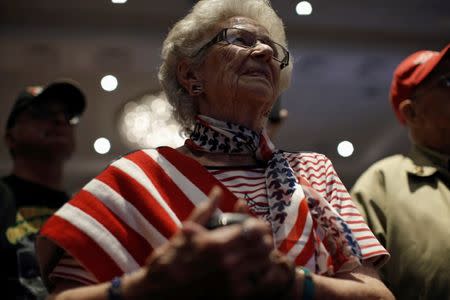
[351,145,450,300]
[411,144,450,180]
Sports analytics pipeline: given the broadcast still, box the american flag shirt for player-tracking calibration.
[40,147,388,285]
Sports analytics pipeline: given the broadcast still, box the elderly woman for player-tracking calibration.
[37,0,394,299]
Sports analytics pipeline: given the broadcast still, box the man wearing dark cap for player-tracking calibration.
[0,80,86,299]
[351,44,450,300]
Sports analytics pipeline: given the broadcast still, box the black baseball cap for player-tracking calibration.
[6,80,86,129]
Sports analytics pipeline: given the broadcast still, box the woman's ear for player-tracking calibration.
[398,99,417,126]
[176,59,203,96]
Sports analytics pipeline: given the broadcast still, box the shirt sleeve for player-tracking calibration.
[350,164,388,250]
[295,152,389,267]
[49,252,99,286]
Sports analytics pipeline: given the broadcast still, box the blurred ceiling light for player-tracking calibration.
[101,75,118,92]
[337,141,354,158]
[94,137,111,154]
[296,1,313,15]
[111,0,127,3]
[118,91,185,149]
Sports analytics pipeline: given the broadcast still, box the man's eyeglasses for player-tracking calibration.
[194,27,290,70]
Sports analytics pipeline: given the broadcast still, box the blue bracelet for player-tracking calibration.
[108,277,124,300]
[302,268,315,300]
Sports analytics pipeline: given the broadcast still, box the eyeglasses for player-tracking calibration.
[25,103,80,125]
[194,27,290,70]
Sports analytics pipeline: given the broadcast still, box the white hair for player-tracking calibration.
[158,0,293,133]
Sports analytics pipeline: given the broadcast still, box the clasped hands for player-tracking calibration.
[138,187,298,300]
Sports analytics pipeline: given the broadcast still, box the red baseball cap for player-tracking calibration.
[390,43,450,124]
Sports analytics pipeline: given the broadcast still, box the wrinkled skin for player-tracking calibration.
[179,16,282,132]
[139,190,296,300]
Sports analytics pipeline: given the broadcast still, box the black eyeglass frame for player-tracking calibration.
[193,27,290,70]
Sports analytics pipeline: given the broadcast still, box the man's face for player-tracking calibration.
[411,58,450,154]
[6,98,77,161]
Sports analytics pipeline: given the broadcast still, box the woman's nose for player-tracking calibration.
[251,41,274,62]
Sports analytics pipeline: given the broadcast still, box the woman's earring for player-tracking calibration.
[190,83,203,95]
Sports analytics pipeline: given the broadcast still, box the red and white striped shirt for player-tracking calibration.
[43,149,388,285]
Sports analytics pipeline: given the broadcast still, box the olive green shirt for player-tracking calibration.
[351,145,450,300]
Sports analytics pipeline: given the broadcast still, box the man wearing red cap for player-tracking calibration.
[351,44,450,300]
[0,80,86,299]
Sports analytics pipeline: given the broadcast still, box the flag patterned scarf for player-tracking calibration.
[186,115,362,274]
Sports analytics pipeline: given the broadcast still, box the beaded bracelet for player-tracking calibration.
[108,277,124,300]
[301,268,315,300]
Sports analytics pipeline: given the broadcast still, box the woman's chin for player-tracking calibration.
[237,87,275,105]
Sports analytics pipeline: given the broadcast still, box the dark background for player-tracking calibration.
[1,0,449,192]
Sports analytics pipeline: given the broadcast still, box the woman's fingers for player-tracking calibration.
[147,188,279,299]
[233,198,250,214]
[189,220,273,298]
[186,185,222,226]
[205,218,272,251]
[249,251,297,298]
[146,214,278,299]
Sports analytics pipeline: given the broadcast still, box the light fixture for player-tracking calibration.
[111,0,127,4]
[337,141,354,158]
[94,137,111,154]
[296,1,313,16]
[101,75,118,92]
[118,91,185,149]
